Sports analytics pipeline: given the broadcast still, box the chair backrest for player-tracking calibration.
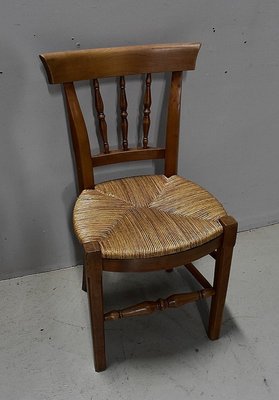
[40,43,201,192]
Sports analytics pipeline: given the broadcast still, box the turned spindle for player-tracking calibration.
[119,76,128,150]
[143,73,152,148]
[93,79,109,154]
[104,288,215,321]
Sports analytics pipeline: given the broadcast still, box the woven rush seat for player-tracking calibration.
[74,175,227,259]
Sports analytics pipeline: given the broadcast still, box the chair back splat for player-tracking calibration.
[40,43,238,372]
[40,43,201,191]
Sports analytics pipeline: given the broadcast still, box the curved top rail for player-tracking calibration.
[40,42,201,83]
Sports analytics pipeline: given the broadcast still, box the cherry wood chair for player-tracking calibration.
[40,43,237,372]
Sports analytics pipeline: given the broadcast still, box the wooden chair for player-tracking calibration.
[40,43,237,372]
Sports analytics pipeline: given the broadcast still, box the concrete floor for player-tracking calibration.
[1,224,279,400]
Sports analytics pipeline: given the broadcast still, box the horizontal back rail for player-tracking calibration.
[91,147,165,167]
[40,43,201,83]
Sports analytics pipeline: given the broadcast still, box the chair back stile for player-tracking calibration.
[40,43,201,191]
[165,71,183,177]
[63,82,94,191]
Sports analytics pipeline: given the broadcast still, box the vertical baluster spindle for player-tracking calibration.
[143,73,152,149]
[93,79,109,154]
[119,76,128,150]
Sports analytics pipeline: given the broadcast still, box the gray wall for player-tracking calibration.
[1,0,279,279]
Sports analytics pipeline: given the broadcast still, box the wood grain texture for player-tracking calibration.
[63,82,94,191]
[102,236,222,272]
[208,216,238,340]
[91,147,165,167]
[105,288,215,321]
[119,76,128,150]
[185,263,213,289]
[164,71,183,177]
[84,242,106,372]
[143,73,152,148]
[93,79,109,154]
[40,43,201,83]
[40,43,201,190]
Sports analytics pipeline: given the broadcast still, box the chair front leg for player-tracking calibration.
[208,216,238,340]
[84,242,106,372]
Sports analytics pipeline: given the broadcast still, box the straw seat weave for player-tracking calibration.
[73,175,227,259]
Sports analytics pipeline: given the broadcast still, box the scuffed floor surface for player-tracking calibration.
[1,224,279,400]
